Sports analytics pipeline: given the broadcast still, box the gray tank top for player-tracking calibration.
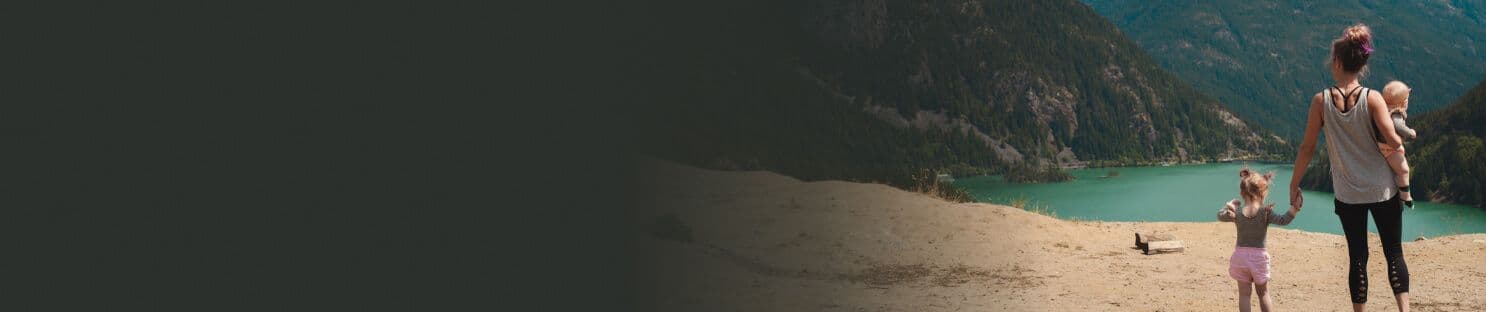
[1322,88,1398,204]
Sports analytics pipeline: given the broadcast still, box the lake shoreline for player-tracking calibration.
[955,163,1486,237]
[1049,160,1483,210]
[1061,154,1293,170]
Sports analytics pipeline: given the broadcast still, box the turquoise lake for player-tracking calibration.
[954,163,1486,238]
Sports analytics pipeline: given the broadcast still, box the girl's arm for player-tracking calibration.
[1268,203,1297,226]
[1290,93,1325,209]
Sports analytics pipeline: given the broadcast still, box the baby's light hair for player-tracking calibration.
[1382,80,1411,109]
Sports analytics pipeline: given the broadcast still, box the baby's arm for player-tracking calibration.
[1217,199,1238,222]
[1393,113,1417,141]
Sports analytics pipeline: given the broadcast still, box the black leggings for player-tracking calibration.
[1335,193,1409,304]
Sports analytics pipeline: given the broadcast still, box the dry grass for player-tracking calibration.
[910,169,973,202]
[1009,195,1058,218]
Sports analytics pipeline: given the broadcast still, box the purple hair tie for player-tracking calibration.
[1361,42,1373,55]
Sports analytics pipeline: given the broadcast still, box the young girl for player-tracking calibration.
[1380,80,1417,208]
[1218,167,1300,312]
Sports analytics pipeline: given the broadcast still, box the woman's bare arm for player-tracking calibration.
[1290,93,1325,209]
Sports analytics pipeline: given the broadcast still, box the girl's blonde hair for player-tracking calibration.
[1239,167,1275,205]
[1382,80,1411,109]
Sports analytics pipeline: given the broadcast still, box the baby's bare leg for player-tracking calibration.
[1387,149,1413,205]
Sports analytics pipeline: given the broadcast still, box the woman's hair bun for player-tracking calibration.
[1343,24,1372,44]
[1331,23,1374,73]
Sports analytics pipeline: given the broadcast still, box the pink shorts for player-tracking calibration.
[1229,247,1271,284]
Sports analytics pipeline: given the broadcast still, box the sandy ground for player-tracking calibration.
[633,160,1486,311]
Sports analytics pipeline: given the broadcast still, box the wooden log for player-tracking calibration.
[1144,240,1185,255]
[1135,232,1177,250]
[1142,233,1176,243]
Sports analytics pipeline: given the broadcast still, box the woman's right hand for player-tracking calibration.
[1290,186,1304,211]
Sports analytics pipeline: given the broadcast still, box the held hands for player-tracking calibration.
[1289,186,1304,213]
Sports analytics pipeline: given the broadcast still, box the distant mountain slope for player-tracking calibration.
[1083,0,1486,139]
[640,0,1287,187]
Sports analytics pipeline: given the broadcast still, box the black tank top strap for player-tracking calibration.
[1330,85,1363,113]
[1366,88,1387,143]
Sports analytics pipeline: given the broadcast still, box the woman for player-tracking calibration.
[1289,23,1410,312]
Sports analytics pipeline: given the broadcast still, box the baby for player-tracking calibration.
[1218,167,1299,312]
[1381,81,1416,208]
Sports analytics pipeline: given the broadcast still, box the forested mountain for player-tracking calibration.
[638,0,1288,191]
[1083,0,1486,139]
[1410,79,1486,208]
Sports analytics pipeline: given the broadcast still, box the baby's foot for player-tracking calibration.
[1400,186,1414,208]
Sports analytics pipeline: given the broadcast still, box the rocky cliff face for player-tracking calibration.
[636,0,1289,190]
[797,0,1289,166]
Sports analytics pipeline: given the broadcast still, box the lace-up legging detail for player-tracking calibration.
[1336,194,1410,304]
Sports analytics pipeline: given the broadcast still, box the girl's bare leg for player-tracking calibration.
[1255,283,1272,312]
[1238,281,1253,312]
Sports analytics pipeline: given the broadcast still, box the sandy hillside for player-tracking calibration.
[633,160,1486,311]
